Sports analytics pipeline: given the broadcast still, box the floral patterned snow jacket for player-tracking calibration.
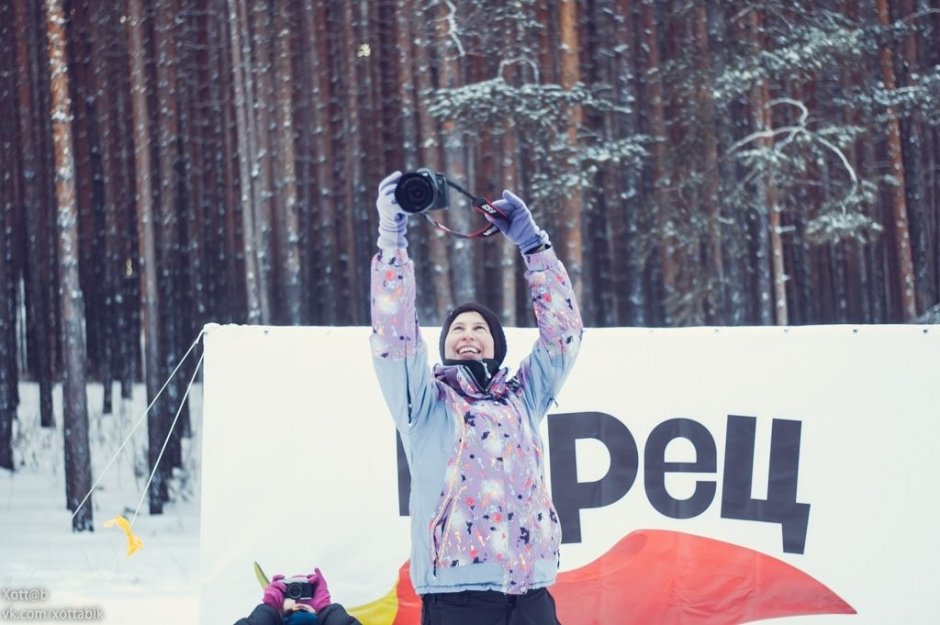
[370,246,583,596]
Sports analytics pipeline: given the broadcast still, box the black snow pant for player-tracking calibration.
[420,589,562,625]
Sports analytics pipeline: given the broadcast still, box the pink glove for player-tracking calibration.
[306,567,332,612]
[261,575,287,612]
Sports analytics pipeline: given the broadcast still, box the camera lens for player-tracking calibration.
[285,583,302,600]
[395,173,434,214]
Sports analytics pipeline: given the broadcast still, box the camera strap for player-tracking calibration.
[420,180,508,239]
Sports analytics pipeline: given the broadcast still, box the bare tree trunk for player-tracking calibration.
[0,208,12,470]
[897,0,935,314]
[327,2,358,322]
[639,0,675,325]
[748,11,778,325]
[433,2,476,306]
[273,0,302,325]
[535,2,558,84]
[46,0,93,531]
[127,0,165,514]
[0,0,17,470]
[93,2,138,398]
[863,135,888,322]
[13,0,54,427]
[490,13,528,327]
[66,0,106,400]
[84,1,120,413]
[615,0,647,327]
[581,0,612,324]
[342,0,373,325]
[394,0,419,176]
[227,0,263,324]
[558,0,584,309]
[836,0,873,322]
[694,4,726,324]
[874,0,917,320]
[177,4,208,338]
[301,0,338,324]
[598,0,625,325]
[0,21,15,467]
[248,0,275,324]
[28,0,63,377]
[152,0,184,483]
[924,2,940,310]
[393,0,435,322]
[209,1,243,322]
[412,12,452,321]
[500,122,521,327]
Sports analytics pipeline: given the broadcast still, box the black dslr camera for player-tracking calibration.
[282,577,314,601]
[395,168,450,214]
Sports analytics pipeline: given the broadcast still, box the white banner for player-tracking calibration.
[200,323,939,624]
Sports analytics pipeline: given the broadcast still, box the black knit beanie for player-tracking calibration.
[439,302,507,369]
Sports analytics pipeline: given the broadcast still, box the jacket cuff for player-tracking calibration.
[376,247,410,265]
[523,245,559,271]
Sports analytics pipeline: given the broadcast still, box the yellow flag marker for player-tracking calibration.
[103,515,143,556]
[254,562,270,589]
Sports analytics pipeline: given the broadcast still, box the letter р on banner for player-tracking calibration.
[548,412,639,543]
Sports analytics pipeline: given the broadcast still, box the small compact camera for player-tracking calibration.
[282,577,314,601]
[395,168,450,214]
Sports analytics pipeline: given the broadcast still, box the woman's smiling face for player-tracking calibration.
[443,311,495,360]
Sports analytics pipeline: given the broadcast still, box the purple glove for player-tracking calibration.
[487,190,549,253]
[261,576,287,613]
[376,171,407,251]
[307,567,332,612]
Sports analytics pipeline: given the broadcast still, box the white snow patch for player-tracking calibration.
[1,382,201,624]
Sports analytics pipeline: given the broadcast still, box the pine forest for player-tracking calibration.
[0,0,938,528]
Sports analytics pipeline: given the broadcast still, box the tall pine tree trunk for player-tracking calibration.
[559,0,585,310]
[392,0,422,320]
[897,0,934,314]
[339,0,371,325]
[412,12,452,321]
[248,1,275,324]
[97,2,139,398]
[330,1,359,323]
[14,0,54,428]
[273,0,302,325]
[500,121,521,326]
[227,0,263,324]
[0,209,12,470]
[46,0,93,531]
[694,5,727,324]
[433,2,476,306]
[127,0,165,514]
[874,0,917,320]
[84,0,120,413]
[153,0,183,488]
[748,12,777,325]
[616,0,647,326]
[640,0,675,325]
[0,16,14,465]
[303,0,338,324]
[205,2,241,321]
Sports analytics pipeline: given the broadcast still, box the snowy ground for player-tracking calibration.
[0,382,202,624]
